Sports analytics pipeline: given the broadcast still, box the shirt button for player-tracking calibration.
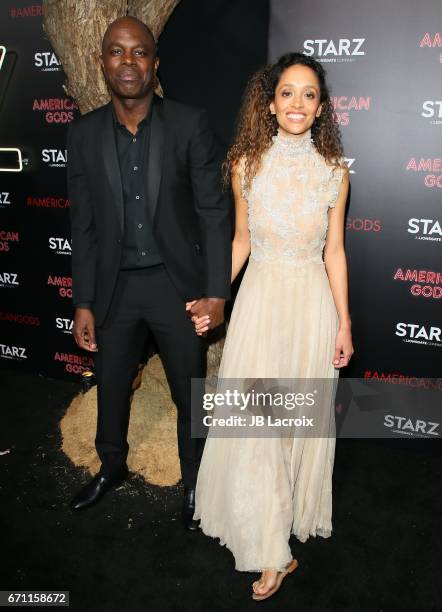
[141,251,146,256]
[135,195,140,200]
[133,166,138,171]
[133,138,137,142]
[138,223,143,229]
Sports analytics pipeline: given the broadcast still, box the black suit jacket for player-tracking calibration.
[67,96,232,326]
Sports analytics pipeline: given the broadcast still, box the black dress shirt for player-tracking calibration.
[73,106,163,310]
[113,106,162,270]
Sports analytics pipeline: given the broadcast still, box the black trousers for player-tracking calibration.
[93,264,207,489]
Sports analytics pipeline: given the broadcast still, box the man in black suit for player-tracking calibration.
[67,16,231,530]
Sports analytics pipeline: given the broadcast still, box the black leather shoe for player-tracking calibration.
[181,487,199,531]
[70,468,128,511]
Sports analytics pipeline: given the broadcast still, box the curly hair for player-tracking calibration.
[223,52,344,192]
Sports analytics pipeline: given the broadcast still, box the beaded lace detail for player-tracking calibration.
[242,129,344,268]
[270,128,314,157]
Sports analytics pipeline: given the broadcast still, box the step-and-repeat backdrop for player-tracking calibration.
[270,0,441,381]
[0,0,440,380]
[0,2,86,379]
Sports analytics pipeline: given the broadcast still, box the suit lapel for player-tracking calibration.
[102,103,124,230]
[146,96,165,222]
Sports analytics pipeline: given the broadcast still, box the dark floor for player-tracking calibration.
[0,368,441,612]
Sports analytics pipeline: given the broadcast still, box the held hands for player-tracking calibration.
[73,308,98,352]
[186,298,226,336]
[333,327,354,368]
[186,301,354,365]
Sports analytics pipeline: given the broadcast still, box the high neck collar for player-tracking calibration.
[272,128,314,155]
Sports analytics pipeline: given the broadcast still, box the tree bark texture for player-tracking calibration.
[42,0,180,114]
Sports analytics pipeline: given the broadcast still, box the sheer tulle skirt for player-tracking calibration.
[194,260,339,572]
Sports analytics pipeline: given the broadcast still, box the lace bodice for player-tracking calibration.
[242,129,344,267]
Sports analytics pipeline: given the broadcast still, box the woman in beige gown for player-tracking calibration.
[191,53,353,601]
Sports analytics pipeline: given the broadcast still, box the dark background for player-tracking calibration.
[160,0,270,148]
[0,0,441,380]
[0,4,441,610]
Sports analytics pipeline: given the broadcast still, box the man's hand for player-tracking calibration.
[186,298,225,335]
[73,307,98,352]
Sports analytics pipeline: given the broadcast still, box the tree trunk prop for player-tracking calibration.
[42,0,181,113]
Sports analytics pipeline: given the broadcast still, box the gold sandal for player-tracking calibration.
[252,559,299,601]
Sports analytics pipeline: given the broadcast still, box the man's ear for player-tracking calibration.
[269,101,276,115]
[154,57,160,72]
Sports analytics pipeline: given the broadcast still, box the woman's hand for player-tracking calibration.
[332,327,354,368]
[186,300,210,336]
[192,314,211,335]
